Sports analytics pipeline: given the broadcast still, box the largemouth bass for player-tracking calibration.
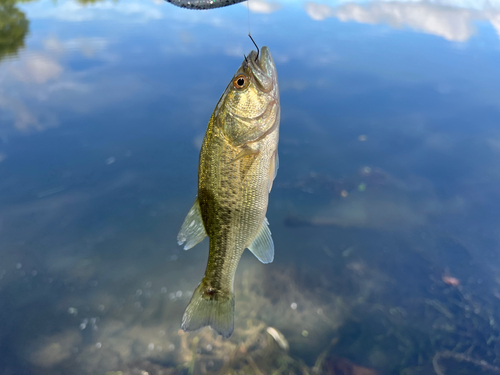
[178,46,280,338]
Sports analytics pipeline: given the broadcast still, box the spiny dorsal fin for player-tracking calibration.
[177,197,207,250]
[248,217,274,263]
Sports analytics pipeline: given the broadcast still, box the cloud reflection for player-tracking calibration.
[9,54,63,83]
[29,0,162,22]
[0,95,42,132]
[338,3,474,41]
[305,1,500,42]
[0,34,118,136]
[43,36,109,57]
[488,11,500,38]
[242,0,281,14]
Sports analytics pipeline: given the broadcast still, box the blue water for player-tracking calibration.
[2,0,500,374]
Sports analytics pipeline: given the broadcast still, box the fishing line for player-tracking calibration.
[247,0,251,37]
[246,0,259,60]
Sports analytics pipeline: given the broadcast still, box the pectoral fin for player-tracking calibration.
[177,197,207,250]
[248,218,274,264]
[232,147,259,163]
[268,151,279,192]
[233,145,260,181]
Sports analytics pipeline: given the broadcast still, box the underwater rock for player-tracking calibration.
[266,326,289,350]
[175,320,302,374]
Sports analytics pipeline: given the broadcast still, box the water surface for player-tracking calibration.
[1,0,500,373]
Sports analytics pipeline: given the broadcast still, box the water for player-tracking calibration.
[1,0,500,373]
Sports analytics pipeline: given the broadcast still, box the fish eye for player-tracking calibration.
[233,74,248,90]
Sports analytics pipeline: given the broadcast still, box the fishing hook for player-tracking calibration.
[248,33,259,61]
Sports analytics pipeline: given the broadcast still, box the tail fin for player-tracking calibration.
[181,282,234,338]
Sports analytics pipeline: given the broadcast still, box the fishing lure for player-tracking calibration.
[165,0,246,10]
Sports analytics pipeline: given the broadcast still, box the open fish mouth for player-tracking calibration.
[246,47,277,93]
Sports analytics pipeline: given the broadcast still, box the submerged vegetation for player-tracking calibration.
[0,158,498,374]
[2,144,500,375]
[14,234,500,374]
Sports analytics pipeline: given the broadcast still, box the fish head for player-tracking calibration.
[216,46,280,147]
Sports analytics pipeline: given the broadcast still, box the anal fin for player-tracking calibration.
[268,150,279,192]
[248,218,274,264]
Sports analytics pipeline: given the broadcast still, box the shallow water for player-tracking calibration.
[1,0,500,374]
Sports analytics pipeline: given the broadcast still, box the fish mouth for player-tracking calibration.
[246,46,277,93]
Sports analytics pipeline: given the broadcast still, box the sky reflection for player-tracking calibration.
[2,0,500,373]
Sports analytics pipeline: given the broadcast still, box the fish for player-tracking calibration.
[178,45,280,338]
[165,0,245,10]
